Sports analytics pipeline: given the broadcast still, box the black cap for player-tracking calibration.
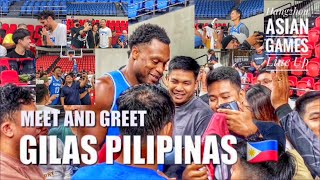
[222,35,237,49]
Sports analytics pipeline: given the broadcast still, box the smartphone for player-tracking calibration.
[219,101,239,111]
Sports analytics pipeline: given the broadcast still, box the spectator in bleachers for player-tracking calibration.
[77,21,98,49]
[2,23,27,53]
[165,56,212,179]
[295,91,320,138]
[197,23,204,36]
[118,30,128,48]
[0,84,45,180]
[0,45,6,57]
[99,19,112,48]
[79,72,92,105]
[49,66,63,105]
[194,29,206,49]
[36,72,40,79]
[207,49,216,61]
[111,30,119,48]
[71,20,84,48]
[6,29,35,58]
[0,22,6,39]
[38,11,67,46]
[86,23,99,49]
[229,8,249,38]
[248,46,267,74]
[60,73,88,105]
[209,56,222,69]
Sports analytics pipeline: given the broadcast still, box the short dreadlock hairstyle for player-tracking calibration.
[128,24,170,50]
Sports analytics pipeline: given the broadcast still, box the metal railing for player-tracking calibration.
[128,0,189,20]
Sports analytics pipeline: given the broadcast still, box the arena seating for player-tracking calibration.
[238,0,263,19]
[20,0,66,16]
[66,19,128,33]
[67,3,116,16]
[195,0,235,19]
[36,56,59,72]
[0,0,12,15]
[54,55,95,73]
[0,58,35,85]
[128,0,187,20]
[1,0,125,16]
[195,0,263,19]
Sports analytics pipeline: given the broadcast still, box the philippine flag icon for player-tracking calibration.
[247,140,278,163]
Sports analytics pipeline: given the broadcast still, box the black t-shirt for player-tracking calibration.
[0,29,6,38]
[79,85,92,105]
[6,50,35,58]
[71,27,83,48]
[61,81,81,105]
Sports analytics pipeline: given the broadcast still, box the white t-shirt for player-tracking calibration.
[0,45,7,57]
[39,137,73,180]
[99,27,112,48]
[213,63,222,69]
[197,29,204,36]
[48,23,67,46]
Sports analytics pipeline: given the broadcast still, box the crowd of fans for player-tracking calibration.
[0,10,67,58]
[36,66,95,105]
[195,8,263,50]
[0,21,319,180]
[70,19,128,49]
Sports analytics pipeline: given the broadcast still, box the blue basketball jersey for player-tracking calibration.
[106,70,131,136]
[230,22,244,35]
[104,70,165,171]
[49,75,63,105]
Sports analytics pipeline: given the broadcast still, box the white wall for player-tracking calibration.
[96,5,209,78]
[264,0,294,14]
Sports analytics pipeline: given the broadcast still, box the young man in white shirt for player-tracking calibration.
[99,19,112,48]
[38,10,67,46]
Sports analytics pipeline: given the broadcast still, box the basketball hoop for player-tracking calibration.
[60,46,83,59]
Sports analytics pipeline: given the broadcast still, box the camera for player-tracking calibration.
[38,28,42,35]
[219,101,239,111]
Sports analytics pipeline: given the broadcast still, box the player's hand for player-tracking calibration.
[271,65,289,109]
[182,163,209,180]
[41,27,49,36]
[50,94,57,101]
[217,102,257,138]
[246,33,263,46]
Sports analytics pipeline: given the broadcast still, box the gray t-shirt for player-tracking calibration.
[165,97,213,179]
[173,96,213,142]
[252,51,267,65]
